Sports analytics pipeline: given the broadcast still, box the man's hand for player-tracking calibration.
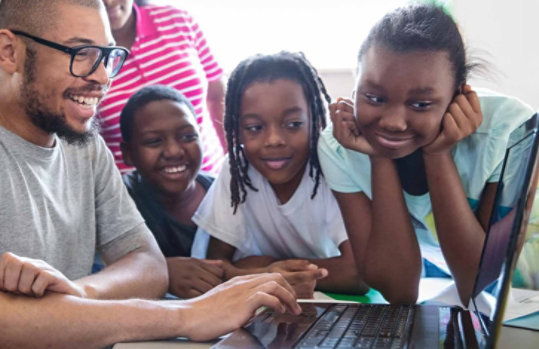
[178,273,302,341]
[267,260,328,299]
[0,252,86,297]
[167,257,224,298]
[423,85,483,156]
[331,98,375,155]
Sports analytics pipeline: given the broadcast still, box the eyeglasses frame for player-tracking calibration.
[10,29,129,78]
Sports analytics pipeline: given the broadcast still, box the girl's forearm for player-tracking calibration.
[423,152,485,304]
[367,157,422,303]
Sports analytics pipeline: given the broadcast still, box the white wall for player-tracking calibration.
[150,0,538,109]
[453,0,539,110]
[158,0,407,99]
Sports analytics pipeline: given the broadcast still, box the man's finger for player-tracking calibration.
[252,273,297,300]
[31,271,53,297]
[18,265,38,295]
[253,280,300,315]
[2,260,23,293]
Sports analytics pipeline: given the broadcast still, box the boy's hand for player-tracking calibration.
[178,273,301,341]
[0,252,86,298]
[331,98,376,155]
[167,257,224,298]
[267,260,328,299]
[423,85,483,156]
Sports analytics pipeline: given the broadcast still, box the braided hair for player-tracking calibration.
[225,51,331,213]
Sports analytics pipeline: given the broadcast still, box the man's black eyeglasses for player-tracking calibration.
[11,30,129,79]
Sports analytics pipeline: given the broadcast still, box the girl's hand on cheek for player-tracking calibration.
[331,98,376,155]
[423,85,483,156]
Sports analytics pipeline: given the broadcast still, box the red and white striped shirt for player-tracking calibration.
[97,4,224,174]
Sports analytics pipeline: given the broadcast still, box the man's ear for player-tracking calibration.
[0,30,21,74]
[120,141,134,167]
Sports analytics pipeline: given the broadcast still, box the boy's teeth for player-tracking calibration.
[164,165,187,173]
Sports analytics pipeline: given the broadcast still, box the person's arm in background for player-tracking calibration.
[74,225,168,300]
[0,272,301,349]
[207,78,227,150]
[305,240,368,294]
[187,6,227,152]
[166,256,224,299]
[327,99,422,303]
[333,163,422,304]
[421,87,487,305]
[208,237,327,298]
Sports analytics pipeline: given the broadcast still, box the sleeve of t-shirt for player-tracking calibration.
[318,125,364,193]
[181,9,223,82]
[192,160,249,250]
[324,188,350,249]
[92,136,148,254]
[478,90,535,182]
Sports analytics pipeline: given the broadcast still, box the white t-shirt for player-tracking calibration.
[191,159,348,261]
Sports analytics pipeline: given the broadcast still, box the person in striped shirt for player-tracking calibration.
[99,0,226,174]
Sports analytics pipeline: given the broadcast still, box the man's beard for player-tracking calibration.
[21,47,100,146]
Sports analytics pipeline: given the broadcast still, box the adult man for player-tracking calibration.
[0,1,300,347]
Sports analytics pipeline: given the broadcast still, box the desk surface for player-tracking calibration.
[114,287,539,349]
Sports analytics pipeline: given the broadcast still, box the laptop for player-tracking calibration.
[215,112,539,349]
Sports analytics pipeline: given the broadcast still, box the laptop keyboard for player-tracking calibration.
[295,304,415,348]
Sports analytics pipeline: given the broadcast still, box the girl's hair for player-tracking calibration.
[225,51,331,213]
[120,85,197,143]
[358,5,472,90]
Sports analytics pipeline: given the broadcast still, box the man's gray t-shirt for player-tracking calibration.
[0,126,146,280]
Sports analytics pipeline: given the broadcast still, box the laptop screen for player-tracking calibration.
[470,113,539,341]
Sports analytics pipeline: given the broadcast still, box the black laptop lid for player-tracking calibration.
[470,113,539,345]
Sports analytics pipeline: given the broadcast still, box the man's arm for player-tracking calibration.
[75,224,168,300]
[0,273,301,349]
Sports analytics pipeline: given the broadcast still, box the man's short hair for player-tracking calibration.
[0,0,102,34]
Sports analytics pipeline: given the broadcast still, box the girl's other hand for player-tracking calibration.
[167,257,224,299]
[330,98,376,155]
[423,85,483,156]
[267,260,328,299]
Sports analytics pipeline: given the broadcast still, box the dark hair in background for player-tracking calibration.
[225,51,331,213]
[120,85,197,142]
[358,4,475,90]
